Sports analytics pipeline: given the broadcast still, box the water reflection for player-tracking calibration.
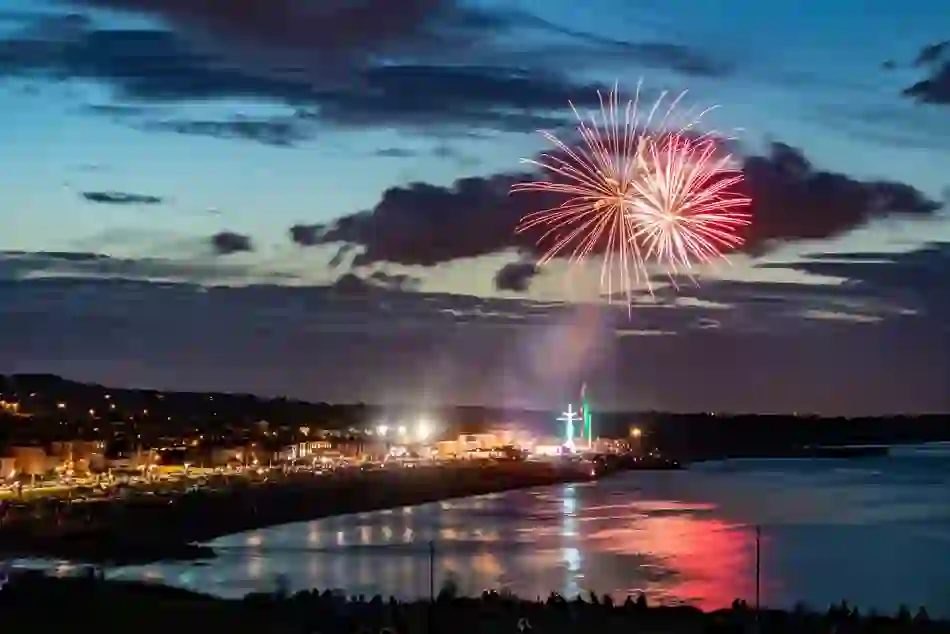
[107,454,950,615]
[560,485,582,595]
[588,513,753,609]
[113,483,756,603]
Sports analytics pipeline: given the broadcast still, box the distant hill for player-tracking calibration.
[0,373,948,457]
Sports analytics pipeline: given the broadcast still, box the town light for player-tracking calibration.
[416,420,432,441]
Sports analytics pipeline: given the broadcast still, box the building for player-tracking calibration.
[210,446,245,467]
[434,433,505,458]
[457,433,501,452]
[107,448,160,471]
[9,446,49,477]
[332,438,363,458]
[361,439,388,460]
[277,440,334,462]
[50,440,106,473]
[591,438,624,453]
[485,427,535,449]
[528,436,567,456]
[0,456,16,480]
[434,440,458,458]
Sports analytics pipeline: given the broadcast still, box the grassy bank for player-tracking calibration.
[0,573,942,634]
[0,460,593,564]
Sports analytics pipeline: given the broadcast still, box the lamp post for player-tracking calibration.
[629,426,642,454]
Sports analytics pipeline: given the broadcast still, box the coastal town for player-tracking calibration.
[0,374,653,506]
[0,374,674,565]
[1,373,944,507]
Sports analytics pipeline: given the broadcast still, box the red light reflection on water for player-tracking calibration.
[586,504,755,610]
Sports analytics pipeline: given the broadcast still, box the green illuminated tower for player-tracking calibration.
[581,383,592,448]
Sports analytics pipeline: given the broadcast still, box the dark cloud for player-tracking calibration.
[0,23,314,101]
[332,271,419,294]
[375,145,480,168]
[86,103,154,117]
[0,275,591,409]
[299,174,526,266]
[143,117,314,146]
[376,148,417,158]
[809,101,950,151]
[86,100,315,145]
[494,261,539,292]
[902,41,950,105]
[288,142,940,267]
[70,0,502,70]
[295,65,607,133]
[0,7,723,140]
[509,13,729,78]
[914,41,950,67]
[81,190,163,205]
[332,273,378,294]
[759,242,950,320]
[289,224,320,247]
[1,261,947,413]
[2,244,948,414]
[368,270,419,290]
[328,244,357,269]
[903,63,950,104]
[72,0,721,78]
[649,243,950,334]
[740,143,939,250]
[0,250,289,284]
[210,231,253,255]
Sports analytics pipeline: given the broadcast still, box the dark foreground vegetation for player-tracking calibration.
[0,573,943,634]
[0,461,598,564]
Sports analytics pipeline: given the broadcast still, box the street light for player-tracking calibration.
[377,424,389,436]
[397,425,407,437]
[629,426,643,455]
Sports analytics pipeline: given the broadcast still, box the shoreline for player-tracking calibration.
[0,448,883,566]
[1,460,601,564]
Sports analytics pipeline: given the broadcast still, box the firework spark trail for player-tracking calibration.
[510,81,750,307]
[629,133,751,285]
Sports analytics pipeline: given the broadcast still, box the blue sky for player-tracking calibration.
[0,0,948,413]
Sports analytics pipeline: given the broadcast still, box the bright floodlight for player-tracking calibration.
[377,424,389,436]
[397,425,407,436]
[416,420,432,440]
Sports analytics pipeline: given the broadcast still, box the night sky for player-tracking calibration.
[1,1,949,414]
